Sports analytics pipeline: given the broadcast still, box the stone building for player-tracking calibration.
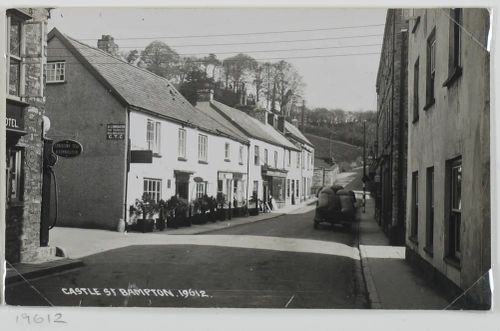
[405,8,490,308]
[5,8,54,263]
[373,9,408,245]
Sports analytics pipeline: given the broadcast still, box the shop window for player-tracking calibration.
[447,157,462,263]
[7,148,24,203]
[178,128,186,159]
[46,61,66,83]
[411,171,419,242]
[425,167,434,253]
[146,119,161,155]
[143,178,162,202]
[198,134,208,162]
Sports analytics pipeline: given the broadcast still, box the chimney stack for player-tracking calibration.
[196,88,213,103]
[97,35,119,57]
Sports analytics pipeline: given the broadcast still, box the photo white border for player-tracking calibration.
[0,0,498,330]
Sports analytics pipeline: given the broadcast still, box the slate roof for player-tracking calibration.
[210,100,300,151]
[47,28,248,144]
[195,102,249,142]
[284,121,313,147]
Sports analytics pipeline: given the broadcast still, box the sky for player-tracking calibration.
[47,7,387,111]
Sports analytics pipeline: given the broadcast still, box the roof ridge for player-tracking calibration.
[66,35,182,96]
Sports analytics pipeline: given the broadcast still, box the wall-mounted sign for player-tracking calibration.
[53,140,83,158]
[107,123,126,140]
[6,103,25,133]
[130,150,152,163]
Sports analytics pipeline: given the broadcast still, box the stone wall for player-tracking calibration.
[5,8,52,263]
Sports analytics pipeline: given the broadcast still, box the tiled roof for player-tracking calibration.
[210,100,300,151]
[284,121,313,146]
[49,29,248,144]
[195,102,249,142]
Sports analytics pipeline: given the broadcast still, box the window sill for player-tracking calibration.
[198,160,208,165]
[224,159,231,162]
[442,66,462,88]
[409,236,419,245]
[423,98,435,111]
[47,81,67,85]
[152,153,162,158]
[423,245,434,257]
[177,157,187,162]
[444,256,461,269]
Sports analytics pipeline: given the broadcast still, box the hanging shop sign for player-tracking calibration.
[107,123,126,140]
[53,139,83,158]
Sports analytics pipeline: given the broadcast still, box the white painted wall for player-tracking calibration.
[126,110,248,215]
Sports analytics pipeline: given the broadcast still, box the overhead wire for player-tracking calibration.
[49,42,383,58]
[74,23,386,40]
[47,32,384,50]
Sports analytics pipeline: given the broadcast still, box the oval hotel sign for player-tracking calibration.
[53,140,83,158]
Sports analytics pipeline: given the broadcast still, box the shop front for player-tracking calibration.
[217,171,248,215]
[261,166,287,209]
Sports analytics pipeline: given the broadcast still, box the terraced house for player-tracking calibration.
[45,28,315,230]
[45,28,250,230]
[405,8,490,307]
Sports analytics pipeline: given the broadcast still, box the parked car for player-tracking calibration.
[313,186,356,230]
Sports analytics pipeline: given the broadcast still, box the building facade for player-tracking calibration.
[5,8,54,263]
[405,8,490,307]
[45,29,315,231]
[46,29,251,230]
[373,9,408,245]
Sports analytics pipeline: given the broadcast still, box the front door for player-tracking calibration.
[175,173,190,200]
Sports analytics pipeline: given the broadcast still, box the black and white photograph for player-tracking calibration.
[1,4,494,317]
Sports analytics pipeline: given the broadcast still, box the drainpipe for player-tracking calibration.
[123,107,130,230]
[246,142,250,206]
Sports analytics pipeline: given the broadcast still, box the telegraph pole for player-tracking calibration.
[362,120,366,213]
[301,100,305,132]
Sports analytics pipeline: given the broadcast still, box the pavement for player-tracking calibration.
[5,198,317,283]
[357,197,452,309]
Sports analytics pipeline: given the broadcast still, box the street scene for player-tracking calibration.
[3,7,491,310]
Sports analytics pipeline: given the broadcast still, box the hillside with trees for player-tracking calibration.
[118,41,376,165]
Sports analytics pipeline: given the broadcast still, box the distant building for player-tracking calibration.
[405,8,490,308]
[373,9,409,245]
[5,8,53,263]
[312,158,340,194]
